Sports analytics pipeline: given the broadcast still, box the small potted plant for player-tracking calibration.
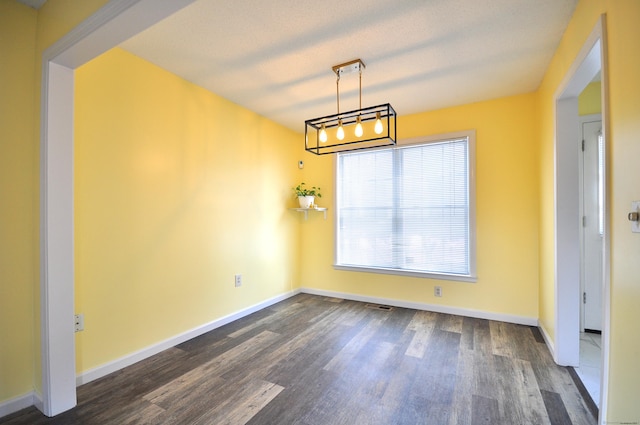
[293,182,322,209]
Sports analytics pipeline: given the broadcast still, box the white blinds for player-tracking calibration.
[336,137,470,276]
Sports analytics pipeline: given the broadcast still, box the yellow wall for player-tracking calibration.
[0,0,38,402]
[598,2,640,419]
[35,0,109,53]
[537,0,640,419]
[300,94,540,320]
[579,81,602,115]
[3,0,640,419]
[74,48,300,371]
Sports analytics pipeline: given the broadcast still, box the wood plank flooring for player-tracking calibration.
[1,294,596,425]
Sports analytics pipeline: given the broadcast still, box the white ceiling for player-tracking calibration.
[120,0,577,133]
[16,0,47,9]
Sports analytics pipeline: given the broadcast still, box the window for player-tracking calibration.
[335,131,476,281]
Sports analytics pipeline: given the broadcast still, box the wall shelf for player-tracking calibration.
[290,207,327,220]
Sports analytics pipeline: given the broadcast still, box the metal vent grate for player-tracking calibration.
[365,303,394,311]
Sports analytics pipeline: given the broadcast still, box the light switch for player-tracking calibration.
[630,201,640,233]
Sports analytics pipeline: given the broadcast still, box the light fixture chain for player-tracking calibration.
[359,66,362,110]
[336,72,340,114]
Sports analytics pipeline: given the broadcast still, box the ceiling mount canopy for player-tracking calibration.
[305,59,396,155]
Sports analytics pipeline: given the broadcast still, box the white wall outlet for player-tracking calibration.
[434,286,443,297]
[234,274,242,287]
[74,314,84,332]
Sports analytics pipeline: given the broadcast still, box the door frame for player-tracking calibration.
[553,14,610,419]
[39,0,196,416]
[578,113,603,333]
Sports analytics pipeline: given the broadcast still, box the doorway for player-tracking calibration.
[578,113,603,406]
[39,0,196,417]
[553,14,610,420]
[580,114,603,334]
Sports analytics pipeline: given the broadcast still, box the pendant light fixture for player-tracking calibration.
[305,59,396,155]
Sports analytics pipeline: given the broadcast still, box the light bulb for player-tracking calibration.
[355,116,363,137]
[319,124,327,143]
[336,120,345,140]
[374,112,383,135]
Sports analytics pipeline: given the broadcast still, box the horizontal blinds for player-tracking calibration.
[337,138,469,275]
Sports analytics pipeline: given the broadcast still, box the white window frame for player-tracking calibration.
[333,130,477,282]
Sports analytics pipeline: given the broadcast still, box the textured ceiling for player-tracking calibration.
[119,0,577,132]
[16,0,47,9]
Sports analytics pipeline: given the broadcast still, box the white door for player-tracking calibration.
[581,118,603,332]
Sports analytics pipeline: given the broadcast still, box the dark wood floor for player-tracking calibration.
[2,294,596,425]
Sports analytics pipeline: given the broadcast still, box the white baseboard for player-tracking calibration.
[0,392,36,418]
[3,287,543,420]
[33,392,43,415]
[300,287,539,327]
[76,289,301,386]
[538,322,556,358]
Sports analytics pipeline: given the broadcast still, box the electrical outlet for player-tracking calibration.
[235,274,242,287]
[74,314,84,332]
[434,286,443,297]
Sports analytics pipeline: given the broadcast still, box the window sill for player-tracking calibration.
[333,264,477,283]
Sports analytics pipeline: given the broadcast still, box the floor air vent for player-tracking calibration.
[365,303,394,311]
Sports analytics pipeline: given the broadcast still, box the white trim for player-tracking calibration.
[597,14,611,421]
[0,392,37,418]
[553,14,610,422]
[32,394,43,415]
[5,285,540,420]
[578,114,602,123]
[1,290,299,419]
[39,0,196,417]
[398,130,476,147]
[553,16,604,367]
[40,60,77,416]
[42,0,196,69]
[76,290,300,386]
[554,95,581,367]
[538,322,556,357]
[578,112,602,334]
[300,288,538,327]
[332,265,477,283]
[334,130,477,281]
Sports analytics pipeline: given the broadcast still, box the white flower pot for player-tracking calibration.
[298,195,315,209]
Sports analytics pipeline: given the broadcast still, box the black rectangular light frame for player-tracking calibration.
[305,103,396,155]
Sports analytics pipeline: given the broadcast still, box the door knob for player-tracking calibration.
[630,201,640,233]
